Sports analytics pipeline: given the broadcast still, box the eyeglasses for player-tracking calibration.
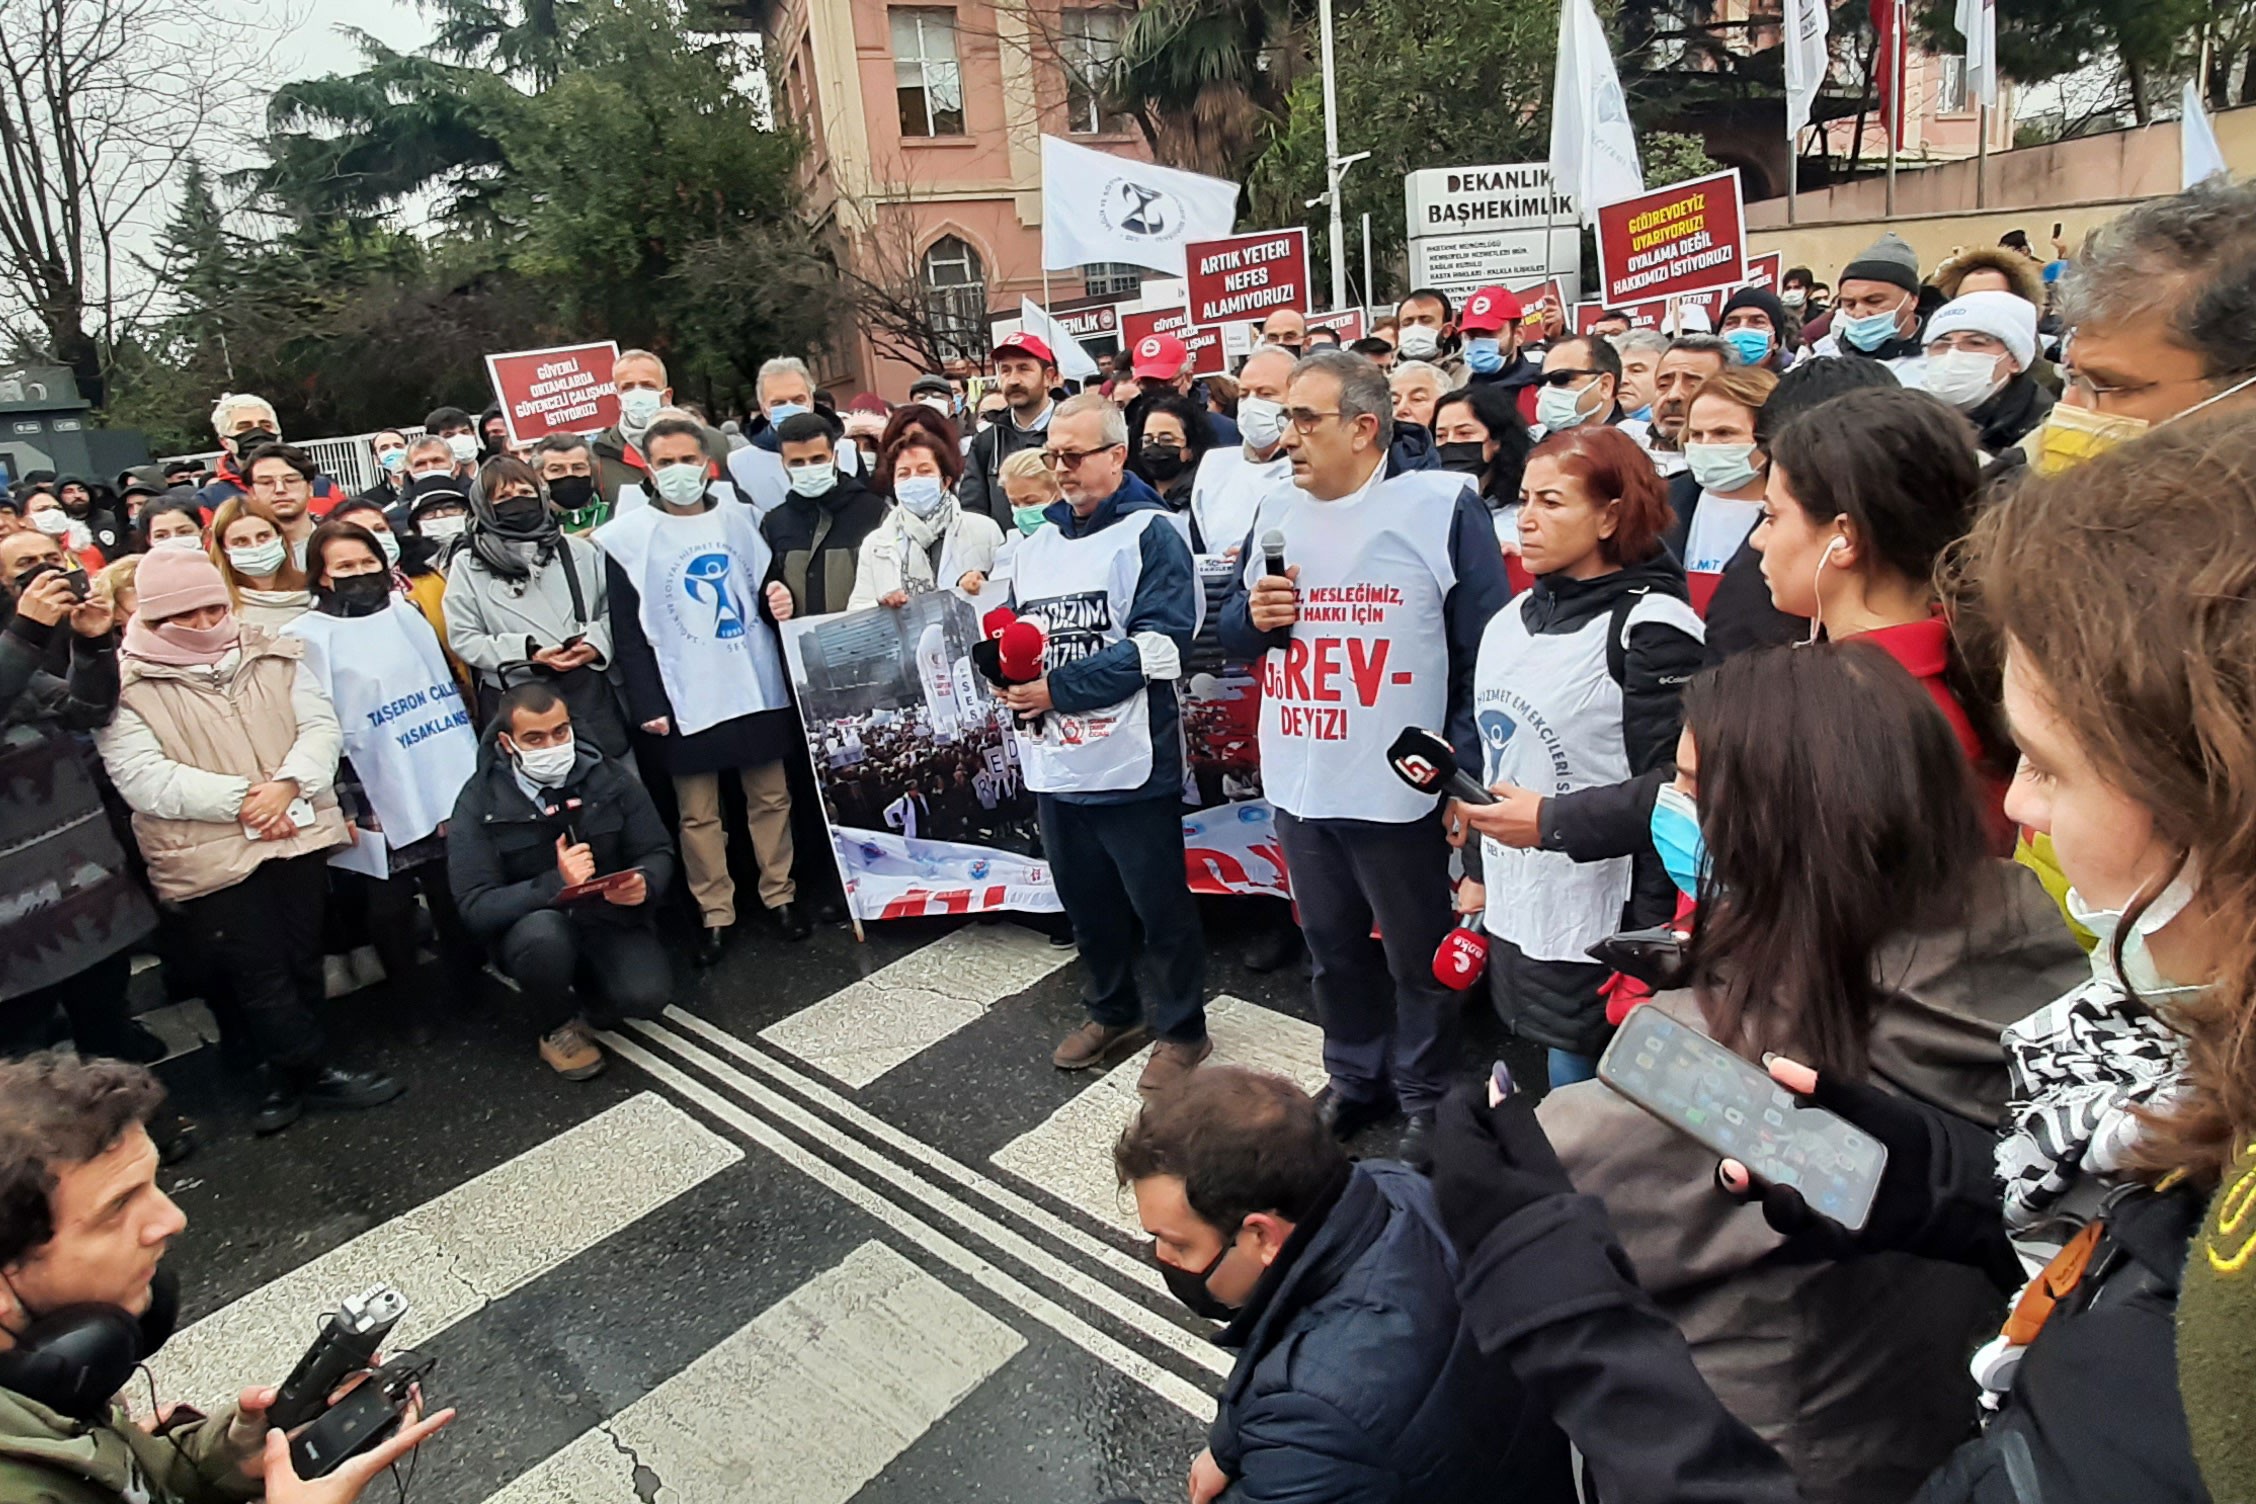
[1041,445,1121,470]
[1284,408,1346,433]
[1537,369,1598,388]
[250,473,308,491]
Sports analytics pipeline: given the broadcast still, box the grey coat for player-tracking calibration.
[440,535,614,692]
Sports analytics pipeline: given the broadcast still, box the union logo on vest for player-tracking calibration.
[1479,708,1520,783]
[681,551,747,640]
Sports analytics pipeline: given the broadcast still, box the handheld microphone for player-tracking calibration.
[267,1285,410,1432]
[1433,915,1490,990]
[1385,727,1497,806]
[997,619,1046,683]
[980,606,1017,640]
[1260,529,1288,578]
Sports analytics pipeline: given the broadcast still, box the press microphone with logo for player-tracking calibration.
[1432,914,1490,991]
[1260,529,1288,578]
[1386,726,1498,806]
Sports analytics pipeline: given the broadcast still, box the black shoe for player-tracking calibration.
[1243,925,1303,973]
[695,926,729,967]
[1314,1086,1397,1142]
[811,895,847,925]
[252,1074,302,1136]
[301,1066,403,1112]
[151,1109,198,1166]
[772,902,812,942]
[1397,1110,1437,1172]
[1047,929,1077,949]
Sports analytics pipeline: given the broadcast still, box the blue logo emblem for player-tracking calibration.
[1478,709,1518,783]
[682,552,746,639]
[968,858,991,879]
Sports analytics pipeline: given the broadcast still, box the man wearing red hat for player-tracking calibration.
[1126,335,1241,448]
[1458,286,1543,427]
[961,332,1061,528]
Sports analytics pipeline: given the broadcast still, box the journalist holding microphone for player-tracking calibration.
[1219,349,1511,1166]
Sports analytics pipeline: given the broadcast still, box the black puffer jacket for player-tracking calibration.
[758,473,888,617]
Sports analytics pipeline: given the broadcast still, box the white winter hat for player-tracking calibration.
[1924,290,2037,371]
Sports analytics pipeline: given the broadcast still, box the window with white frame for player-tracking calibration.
[1082,262,1141,298]
[892,9,965,137]
[1060,9,1128,135]
[922,235,988,362]
[1937,55,1969,113]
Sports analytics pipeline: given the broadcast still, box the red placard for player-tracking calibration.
[484,341,622,446]
[1742,251,1784,293]
[1593,169,1748,308]
[1183,229,1311,327]
[1309,307,1366,342]
[1120,309,1225,379]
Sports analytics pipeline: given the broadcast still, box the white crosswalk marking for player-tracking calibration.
[482,1241,1023,1504]
[759,926,1073,1086]
[151,1094,741,1408]
[990,996,1328,1234]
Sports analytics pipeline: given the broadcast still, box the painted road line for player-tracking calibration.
[599,1029,1220,1421]
[759,925,1072,1087]
[991,995,1327,1235]
[483,1240,1023,1504]
[151,1093,741,1407]
[622,1016,1230,1381]
[660,1004,1167,1295]
[136,998,222,1064]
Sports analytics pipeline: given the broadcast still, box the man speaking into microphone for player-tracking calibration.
[1219,350,1509,1166]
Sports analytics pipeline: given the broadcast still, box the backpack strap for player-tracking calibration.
[554,537,590,629]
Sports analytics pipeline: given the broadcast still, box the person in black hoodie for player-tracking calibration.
[53,475,126,560]
[758,412,887,616]
[1452,424,1706,1089]
[447,681,674,1081]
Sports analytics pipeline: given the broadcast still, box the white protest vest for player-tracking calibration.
[1007,510,1167,795]
[286,601,477,864]
[1473,588,1704,961]
[1240,465,1461,823]
[1190,447,1293,560]
[594,496,790,738]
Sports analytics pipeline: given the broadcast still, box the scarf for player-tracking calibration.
[891,497,956,593]
[467,487,562,581]
[122,612,242,667]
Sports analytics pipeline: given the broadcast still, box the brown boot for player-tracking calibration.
[539,1020,606,1081]
[1051,1020,1150,1071]
[1137,1036,1215,1093]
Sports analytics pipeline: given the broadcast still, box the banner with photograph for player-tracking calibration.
[781,586,1289,923]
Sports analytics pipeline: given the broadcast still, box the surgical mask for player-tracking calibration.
[1138,443,1188,483]
[1840,304,1907,352]
[1395,325,1441,360]
[30,509,72,537]
[652,462,709,509]
[1722,328,1772,365]
[1649,783,1706,898]
[1012,504,1049,536]
[1237,396,1287,451]
[2029,371,2256,475]
[1438,440,1488,476]
[1684,441,1761,494]
[1781,289,1807,309]
[152,531,206,553]
[511,733,578,788]
[1465,337,1505,375]
[1919,348,2007,410]
[377,447,407,473]
[767,401,811,425]
[895,474,948,519]
[370,528,401,565]
[618,387,663,430]
[1535,380,1598,433]
[419,513,467,540]
[227,538,288,577]
[788,461,837,498]
[1155,1230,1242,1321]
[1629,404,1653,423]
[2064,864,2204,1001]
[445,433,481,464]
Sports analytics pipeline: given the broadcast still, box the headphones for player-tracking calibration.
[0,1267,176,1422]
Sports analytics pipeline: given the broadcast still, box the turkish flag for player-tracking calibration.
[1868,0,1908,149]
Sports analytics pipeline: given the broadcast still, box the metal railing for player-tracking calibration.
[161,427,429,498]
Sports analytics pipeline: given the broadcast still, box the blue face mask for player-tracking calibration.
[1630,404,1653,423]
[1465,337,1505,375]
[768,401,811,424]
[1840,306,1906,352]
[1649,783,1706,899]
[1722,328,1772,365]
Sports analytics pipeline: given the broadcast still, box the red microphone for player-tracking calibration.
[980,606,1018,640]
[1433,915,1490,990]
[997,619,1046,684]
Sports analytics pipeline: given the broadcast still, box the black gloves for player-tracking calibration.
[1431,1087,1576,1256]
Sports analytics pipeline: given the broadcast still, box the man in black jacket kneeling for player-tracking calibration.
[448,682,675,1083]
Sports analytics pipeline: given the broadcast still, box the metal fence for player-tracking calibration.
[161,427,429,498]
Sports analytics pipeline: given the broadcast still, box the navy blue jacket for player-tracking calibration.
[1036,472,1198,805]
[1209,1161,1572,1504]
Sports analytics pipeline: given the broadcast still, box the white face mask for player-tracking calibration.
[1238,396,1287,451]
[370,528,402,565]
[1534,379,1598,433]
[651,462,709,509]
[894,475,948,519]
[1684,441,1761,494]
[2064,863,2204,1001]
[619,387,664,430]
[1919,348,2009,411]
[152,531,206,553]
[445,433,481,464]
[788,461,837,498]
[419,514,468,540]
[30,509,73,537]
[227,538,288,577]
[1395,325,1441,360]
[510,732,578,788]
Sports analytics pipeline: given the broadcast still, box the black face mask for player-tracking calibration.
[320,571,394,618]
[1154,1229,1241,1321]
[1139,443,1189,483]
[493,497,547,532]
[547,475,596,513]
[1438,441,1489,477]
[230,429,278,461]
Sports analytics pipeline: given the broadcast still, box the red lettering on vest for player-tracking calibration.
[1347,638,1392,706]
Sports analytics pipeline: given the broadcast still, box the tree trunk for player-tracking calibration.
[40,296,105,409]
[2124,51,2151,125]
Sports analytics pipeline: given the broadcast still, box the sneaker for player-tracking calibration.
[348,945,387,991]
[1137,1036,1214,1093]
[322,954,356,1000]
[1051,1020,1149,1071]
[540,1021,606,1081]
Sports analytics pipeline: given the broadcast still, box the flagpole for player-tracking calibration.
[1361,212,1374,316]
[1975,104,1988,208]
[1884,0,1901,220]
[1788,127,1800,226]
[1320,0,1347,312]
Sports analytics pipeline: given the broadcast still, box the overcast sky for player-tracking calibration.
[275,0,435,95]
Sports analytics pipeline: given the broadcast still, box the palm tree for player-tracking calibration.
[1106,0,1304,179]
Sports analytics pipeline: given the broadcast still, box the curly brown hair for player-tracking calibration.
[0,1053,166,1265]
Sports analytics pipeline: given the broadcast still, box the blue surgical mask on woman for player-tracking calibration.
[894,475,948,519]
[1465,337,1505,375]
[1722,328,1772,365]
[1841,304,1907,352]
[1649,783,1706,898]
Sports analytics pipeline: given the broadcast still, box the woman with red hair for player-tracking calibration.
[1452,423,1709,1086]
[849,424,1002,609]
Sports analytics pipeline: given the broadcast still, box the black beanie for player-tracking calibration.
[1721,286,1789,330]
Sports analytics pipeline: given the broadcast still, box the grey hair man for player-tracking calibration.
[1611,328,1671,418]
[592,348,729,511]
[727,355,841,512]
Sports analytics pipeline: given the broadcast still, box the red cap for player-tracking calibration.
[1459,286,1524,333]
[991,331,1056,367]
[1131,333,1189,380]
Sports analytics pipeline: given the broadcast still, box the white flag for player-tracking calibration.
[1550,0,1645,222]
[1784,0,1830,138]
[1953,0,1996,109]
[1018,298,1100,382]
[2183,80,2229,188]
[1039,136,1240,276]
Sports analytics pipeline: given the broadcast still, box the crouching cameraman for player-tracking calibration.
[0,1053,454,1501]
